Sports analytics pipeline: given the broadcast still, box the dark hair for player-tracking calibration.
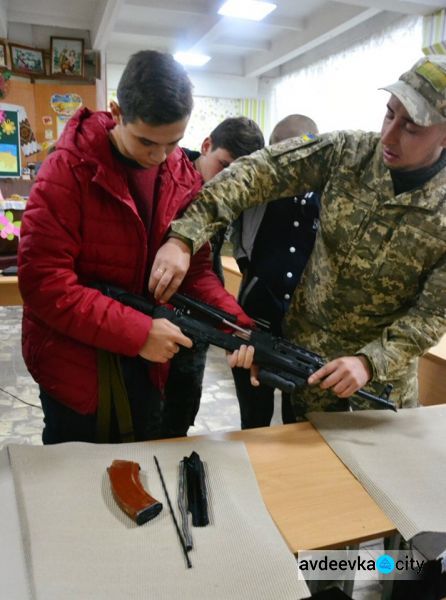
[117,50,193,125]
[209,117,265,158]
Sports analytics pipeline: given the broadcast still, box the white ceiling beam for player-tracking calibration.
[125,0,219,17]
[109,32,172,52]
[342,0,443,15]
[122,0,304,57]
[114,21,236,54]
[120,5,223,51]
[125,0,304,27]
[256,16,304,31]
[125,0,303,29]
[184,14,302,51]
[0,0,8,38]
[7,7,91,30]
[212,37,271,52]
[244,4,381,77]
[114,22,180,39]
[189,20,227,48]
[92,0,124,51]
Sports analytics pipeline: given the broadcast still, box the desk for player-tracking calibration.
[419,334,446,405]
[221,255,241,296]
[0,276,21,305]
[201,423,396,552]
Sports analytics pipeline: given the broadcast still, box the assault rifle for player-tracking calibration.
[96,283,396,412]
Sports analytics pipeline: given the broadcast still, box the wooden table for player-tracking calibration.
[197,423,396,552]
[0,276,21,306]
[221,255,241,297]
[418,335,446,405]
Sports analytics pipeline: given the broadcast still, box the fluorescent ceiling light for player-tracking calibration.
[218,0,277,21]
[174,51,211,67]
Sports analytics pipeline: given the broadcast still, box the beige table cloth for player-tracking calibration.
[308,405,446,540]
[4,438,310,599]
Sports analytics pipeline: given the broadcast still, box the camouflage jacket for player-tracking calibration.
[171,131,446,410]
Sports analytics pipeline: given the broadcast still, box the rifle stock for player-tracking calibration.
[107,460,163,525]
[94,283,396,412]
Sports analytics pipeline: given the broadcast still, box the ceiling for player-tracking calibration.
[3,0,444,78]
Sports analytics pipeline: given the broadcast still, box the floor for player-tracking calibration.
[0,304,386,599]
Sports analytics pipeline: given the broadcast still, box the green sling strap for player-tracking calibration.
[96,350,135,443]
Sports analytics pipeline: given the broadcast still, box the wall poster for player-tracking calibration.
[0,109,21,177]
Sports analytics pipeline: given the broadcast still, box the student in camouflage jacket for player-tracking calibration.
[148,55,446,416]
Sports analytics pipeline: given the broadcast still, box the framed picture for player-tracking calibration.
[0,42,6,68]
[50,37,84,77]
[9,43,45,76]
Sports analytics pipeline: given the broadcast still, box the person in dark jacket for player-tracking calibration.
[231,114,320,428]
[162,117,265,437]
[18,51,252,445]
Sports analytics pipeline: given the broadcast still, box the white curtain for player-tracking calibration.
[270,16,423,135]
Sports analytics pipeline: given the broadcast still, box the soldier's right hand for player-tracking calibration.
[138,318,193,363]
[148,237,192,303]
[307,355,371,397]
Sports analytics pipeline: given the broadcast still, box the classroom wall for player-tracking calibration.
[107,62,270,149]
[1,76,97,165]
[106,63,260,99]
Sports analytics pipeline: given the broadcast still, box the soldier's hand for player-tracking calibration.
[138,318,193,363]
[307,355,372,398]
[148,237,192,303]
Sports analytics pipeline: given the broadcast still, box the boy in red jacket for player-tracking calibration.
[18,50,251,444]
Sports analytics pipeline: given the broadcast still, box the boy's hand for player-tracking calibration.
[138,319,193,362]
[226,344,255,370]
[227,346,260,387]
[149,238,192,303]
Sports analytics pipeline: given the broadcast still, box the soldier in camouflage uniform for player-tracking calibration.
[149,55,446,417]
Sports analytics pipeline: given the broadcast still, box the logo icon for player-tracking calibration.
[376,554,395,574]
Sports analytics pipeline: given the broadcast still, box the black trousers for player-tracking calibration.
[40,356,162,444]
[232,366,295,429]
[233,271,297,429]
[162,341,208,438]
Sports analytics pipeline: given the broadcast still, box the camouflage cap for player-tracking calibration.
[380,55,446,127]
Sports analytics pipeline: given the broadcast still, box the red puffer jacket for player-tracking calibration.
[18,108,251,414]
